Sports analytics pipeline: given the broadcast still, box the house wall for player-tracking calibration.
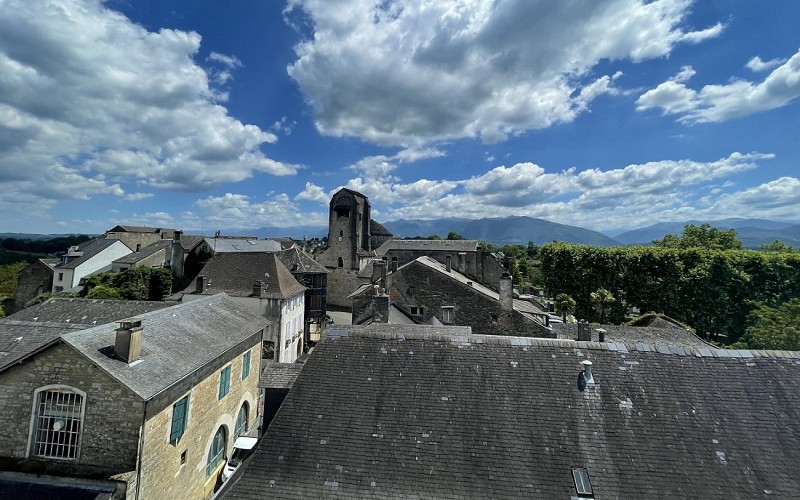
[111,248,167,273]
[15,260,54,309]
[136,342,260,500]
[323,268,362,308]
[0,342,143,476]
[382,248,507,289]
[53,268,75,292]
[105,232,174,251]
[278,292,304,363]
[386,262,547,337]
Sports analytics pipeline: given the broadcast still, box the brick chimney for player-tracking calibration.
[196,275,206,293]
[115,318,143,363]
[499,272,513,312]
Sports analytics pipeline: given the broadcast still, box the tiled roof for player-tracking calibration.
[204,238,282,253]
[259,363,304,389]
[369,219,392,237]
[375,239,479,255]
[224,328,800,499]
[179,234,206,252]
[183,252,305,299]
[278,247,328,274]
[112,239,171,264]
[0,320,86,372]
[107,225,176,234]
[7,297,174,325]
[552,323,711,348]
[55,238,130,269]
[62,294,269,400]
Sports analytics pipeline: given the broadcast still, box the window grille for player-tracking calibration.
[31,388,85,460]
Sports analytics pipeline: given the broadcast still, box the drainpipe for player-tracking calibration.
[134,399,148,500]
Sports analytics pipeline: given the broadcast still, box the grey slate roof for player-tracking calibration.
[184,252,305,299]
[224,327,800,499]
[278,247,328,274]
[375,238,479,255]
[0,320,85,372]
[178,234,205,252]
[205,237,282,253]
[62,293,269,400]
[7,297,174,325]
[260,363,304,389]
[112,239,171,264]
[553,323,711,348]
[55,238,130,269]
[107,225,176,234]
[369,219,392,237]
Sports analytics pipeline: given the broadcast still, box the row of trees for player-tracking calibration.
[82,267,173,301]
[539,238,800,343]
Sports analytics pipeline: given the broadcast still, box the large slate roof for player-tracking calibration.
[375,239,479,255]
[260,363,304,389]
[55,238,130,270]
[205,237,282,253]
[0,320,85,372]
[112,239,171,264]
[278,247,328,274]
[107,225,176,234]
[183,252,305,299]
[224,327,800,499]
[62,293,269,400]
[552,323,711,348]
[7,298,174,325]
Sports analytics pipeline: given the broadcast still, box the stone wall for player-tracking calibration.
[136,342,260,500]
[0,342,143,476]
[14,260,53,310]
[324,268,362,308]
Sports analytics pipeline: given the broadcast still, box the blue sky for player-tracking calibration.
[1,0,799,235]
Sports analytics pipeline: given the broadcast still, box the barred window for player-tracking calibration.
[30,387,86,460]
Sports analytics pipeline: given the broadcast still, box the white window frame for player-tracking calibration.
[28,385,87,461]
[441,306,454,324]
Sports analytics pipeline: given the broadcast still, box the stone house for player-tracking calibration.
[276,247,328,343]
[52,238,133,292]
[0,294,267,499]
[13,258,58,310]
[351,257,550,336]
[224,325,800,499]
[103,225,178,252]
[181,252,306,364]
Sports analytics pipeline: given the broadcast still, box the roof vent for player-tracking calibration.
[582,360,594,385]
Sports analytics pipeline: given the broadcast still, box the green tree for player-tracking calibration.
[87,285,123,300]
[761,240,796,252]
[446,231,466,240]
[427,234,442,240]
[741,298,800,350]
[590,288,616,324]
[554,293,576,322]
[654,223,742,250]
[0,261,27,297]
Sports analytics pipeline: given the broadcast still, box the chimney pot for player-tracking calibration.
[597,328,607,343]
[581,360,594,385]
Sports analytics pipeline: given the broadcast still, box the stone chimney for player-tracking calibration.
[115,318,143,363]
[372,260,387,291]
[446,254,452,272]
[170,230,184,280]
[196,275,207,293]
[577,322,592,341]
[457,252,466,273]
[596,328,607,342]
[253,279,264,297]
[499,272,513,312]
[390,257,398,272]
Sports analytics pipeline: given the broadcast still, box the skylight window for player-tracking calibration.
[572,468,593,497]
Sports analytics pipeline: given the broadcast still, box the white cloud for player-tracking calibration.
[0,0,297,218]
[285,0,721,146]
[295,181,329,203]
[194,192,327,228]
[637,48,800,123]
[745,55,787,72]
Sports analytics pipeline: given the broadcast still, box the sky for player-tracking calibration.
[1,0,799,236]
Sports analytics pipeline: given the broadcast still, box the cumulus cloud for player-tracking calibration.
[284,0,720,146]
[745,55,787,72]
[194,192,327,228]
[0,0,297,217]
[637,48,800,122]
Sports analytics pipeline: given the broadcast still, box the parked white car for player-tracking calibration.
[221,437,258,481]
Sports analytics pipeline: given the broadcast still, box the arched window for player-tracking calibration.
[337,257,343,268]
[30,386,86,460]
[206,426,227,477]
[235,403,249,439]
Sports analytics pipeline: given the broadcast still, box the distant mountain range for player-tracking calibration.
[613,218,800,248]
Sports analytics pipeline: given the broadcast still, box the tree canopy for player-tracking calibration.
[654,223,742,251]
[741,298,800,350]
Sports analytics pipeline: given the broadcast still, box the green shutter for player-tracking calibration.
[242,351,251,379]
[170,396,189,443]
[219,366,231,399]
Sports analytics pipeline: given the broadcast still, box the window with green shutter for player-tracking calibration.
[170,395,189,443]
[242,351,251,379]
[218,365,231,400]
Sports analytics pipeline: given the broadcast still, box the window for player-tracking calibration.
[572,468,593,496]
[242,351,251,380]
[441,306,454,324]
[180,450,187,465]
[337,257,343,268]
[57,272,63,281]
[206,426,227,477]
[235,403,249,438]
[218,365,231,400]
[30,386,86,460]
[410,306,423,316]
[170,395,190,443]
